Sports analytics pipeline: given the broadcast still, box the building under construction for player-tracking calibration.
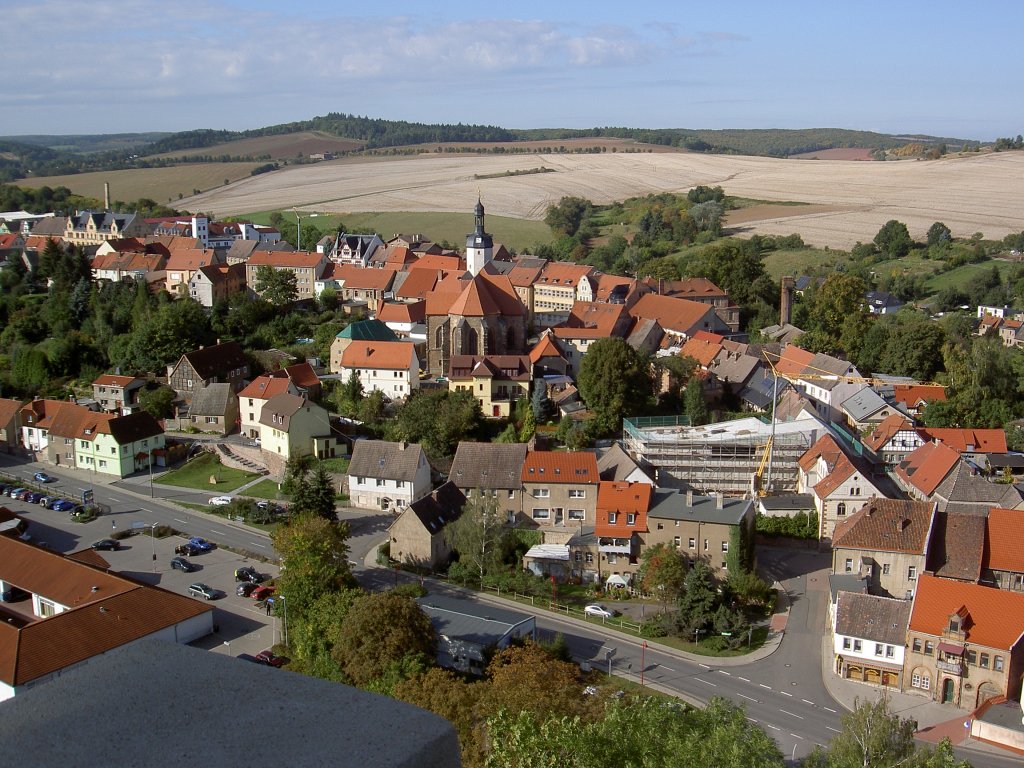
[623,415,831,495]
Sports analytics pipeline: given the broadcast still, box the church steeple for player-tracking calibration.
[466,197,493,276]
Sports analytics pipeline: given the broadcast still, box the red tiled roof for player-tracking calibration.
[917,428,1007,454]
[529,332,566,364]
[555,302,626,337]
[832,498,935,554]
[909,573,1024,651]
[247,250,324,269]
[507,264,543,288]
[892,384,947,409]
[521,450,598,484]
[983,507,1024,574]
[410,254,464,272]
[165,248,219,271]
[447,273,525,317]
[237,375,294,400]
[92,374,138,388]
[376,299,426,324]
[333,264,397,290]
[593,274,638,302]
[0,398,23,427]
[628,294,713,336]
[896,442,961,497]
[537,262,593,286]
[864,413,914,452]
[774,345,815,377]
[679,336,722,367]
[595,481,653,536]
[340,340,417,371]
[642,276,727,298]
[395,268,443,299]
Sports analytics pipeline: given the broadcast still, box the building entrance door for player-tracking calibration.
[942,678,955,704]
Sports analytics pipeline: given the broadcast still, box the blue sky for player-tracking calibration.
[7,1,1022,140]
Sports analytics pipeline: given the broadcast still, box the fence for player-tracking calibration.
[481,584,644,633]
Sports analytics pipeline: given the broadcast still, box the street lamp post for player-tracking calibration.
[280,595,288,647]
[150,521,158,571]
[640,641,648,686]
[694,628,705,646]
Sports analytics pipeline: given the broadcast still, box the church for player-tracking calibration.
[425,200,528,376]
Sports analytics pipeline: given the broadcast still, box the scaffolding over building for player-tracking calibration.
[623,415,832,495]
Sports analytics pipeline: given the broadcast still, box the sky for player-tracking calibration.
[7,0,1023,140]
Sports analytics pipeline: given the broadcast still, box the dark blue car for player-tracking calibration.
[51,499,76,511]
[188,537,215,552]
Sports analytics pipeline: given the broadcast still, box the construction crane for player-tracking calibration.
[752,437,773,497]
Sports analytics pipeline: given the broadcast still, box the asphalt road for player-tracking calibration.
[2,454,1020,767]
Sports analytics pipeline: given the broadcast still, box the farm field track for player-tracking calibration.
[177,150,1024,249]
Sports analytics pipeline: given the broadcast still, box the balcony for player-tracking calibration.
[936,659,963,675]
[598,537,631,555]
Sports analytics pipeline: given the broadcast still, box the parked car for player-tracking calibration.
[583,604,615,619]
[52,499,76,511]
[174,543,203,557]
[33,472,56,483]
[234,566,265,584]
[25,492,43,504]
[256,649,285,668]
[170,556,197,573]
[0,483,13,495]
[16,489,34,501]
[237,653,265,665]
[91,539,120,552]
[236,582,259,597]
[38,495,55,506]
[250,585,275,601]
[187,537,215,552]
[187,583,221,600]
[8,487,26,499]
[208,496,233,506]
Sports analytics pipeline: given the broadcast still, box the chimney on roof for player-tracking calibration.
[898,518,910,531]
[104,182,110,210]
[867,506,876,516]
[399,441,407,451]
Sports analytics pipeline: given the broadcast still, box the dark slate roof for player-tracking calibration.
[596,443,648,482]
[932,462,1024,513]
[408,482,466,536]
[759,494,815,512]
[829,573,869,603]
[181,342,249,381]
[258,393,307,430]
[648,489,751,525]
[739,368,791,411]
[834,592,911,646]
[988,454,1024,469]
[840,387,891,422]
[926,510,987,582]
[106,411,163,444]
[348,440,425,482]
[449,442,527,490]
[188,383,235,417]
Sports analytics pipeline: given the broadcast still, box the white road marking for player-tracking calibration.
[209,529,226,535]
[738,693,757,702]
[763,723,781,731]
[737,676,750,682]
[826,726,841,733]
[656,664,675,672]
[696,678,717,687]
[174,518,189,525]
[250,542,266,549]
[698,663,711,669]
[790,734,804,740]
[759,683,772,689]
[823,707,837,713]
[108,495,124,503]
[746,717,759,724]
[802,699,815,705]
[779,709,804,720]
[780,691,793,697]
[719,670,731,676]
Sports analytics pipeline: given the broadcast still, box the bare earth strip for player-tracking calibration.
[181,152,1024,249]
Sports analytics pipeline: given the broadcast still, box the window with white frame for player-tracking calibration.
[688,538,695,549]
[843,637,851,650]
[626,513,636,525]
[534,488,550,498]
[608,512,617,524]
[532,508,550,520]
[568,509,585,521]
[568,489,586,499]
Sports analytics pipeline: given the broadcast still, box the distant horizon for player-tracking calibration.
[7,1,1022,140]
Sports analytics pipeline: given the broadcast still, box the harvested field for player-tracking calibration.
[154,131,363,161]
[788,148,875,160]
[16,162,262,204]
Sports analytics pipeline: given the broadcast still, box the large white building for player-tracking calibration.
[347,440,432,511]
[339,340,419,401]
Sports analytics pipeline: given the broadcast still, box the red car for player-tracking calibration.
[250,585,275,601]
[256,649,285,668]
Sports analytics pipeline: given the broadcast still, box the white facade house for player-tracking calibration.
[339,340,419,402]
[347,440,432,511]
[831,591,911,690]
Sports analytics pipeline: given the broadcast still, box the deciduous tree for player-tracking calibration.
[874,219,913,258]
[445,495,505,585]
[393,388,481,458]
[577,337,654,434]
[637,543,688,606]
[271,514,354,621]
[253,264,298,306]
[333,592,435,686]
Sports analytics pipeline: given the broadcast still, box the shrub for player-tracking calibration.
[392,583,427,599]
[640,617,669,638]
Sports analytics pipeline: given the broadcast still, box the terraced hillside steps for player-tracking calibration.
[215,443,268,474]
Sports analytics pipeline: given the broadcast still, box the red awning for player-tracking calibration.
[937,642,965,655]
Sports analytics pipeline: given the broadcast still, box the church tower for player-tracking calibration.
[465,198,493,276]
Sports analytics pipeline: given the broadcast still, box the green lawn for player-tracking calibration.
[320,456,350,474]
[925,259,1013,292]
[242,210,553,253]
[175,500,279,534]
[242,478,288,501]
[762,247,848,281]
[156,452,259,492]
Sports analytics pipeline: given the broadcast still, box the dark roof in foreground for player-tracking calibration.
[449,441,527,489]
[416,594,534,646]
[835,592,912,646]
[0,639,460,768]
[348,440,425,482]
